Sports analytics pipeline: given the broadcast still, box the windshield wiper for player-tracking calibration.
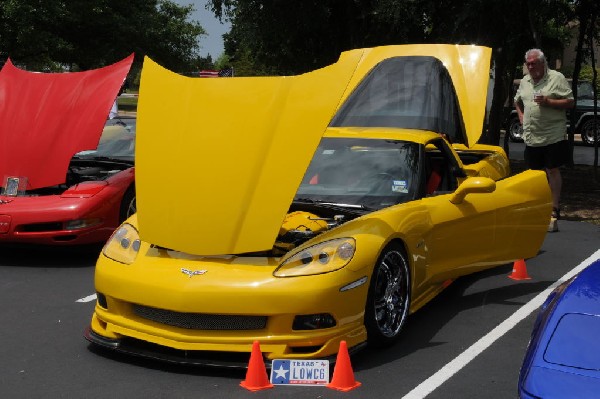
[294,197,320,204]
[293,198,374,211]
[74,156,133,166]
[321,202,375,211]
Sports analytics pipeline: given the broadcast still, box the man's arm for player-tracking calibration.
[535,96,574,109]
[514,100,525,124]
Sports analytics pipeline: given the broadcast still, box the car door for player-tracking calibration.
[421,139,499,283]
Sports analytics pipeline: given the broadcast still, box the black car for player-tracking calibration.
[505,80,599,145]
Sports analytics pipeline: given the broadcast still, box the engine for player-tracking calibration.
[16,161,132,197]
[66,164,125,186]
[272,210,348,255]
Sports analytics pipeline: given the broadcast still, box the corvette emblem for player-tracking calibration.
[181,268,208,278]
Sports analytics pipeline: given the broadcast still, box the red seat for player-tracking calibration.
[426,162,442,194]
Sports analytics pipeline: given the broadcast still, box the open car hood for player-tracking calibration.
[135,53,362,255]
[333,45,492,147]
[0,54,133,190]
[135,45,491,255]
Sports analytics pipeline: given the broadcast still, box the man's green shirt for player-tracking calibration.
[514,69,573,146]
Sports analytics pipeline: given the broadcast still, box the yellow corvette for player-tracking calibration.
[85,45,552,366]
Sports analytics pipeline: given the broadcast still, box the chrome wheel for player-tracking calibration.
[508,116,524,142]
[580,118,599,146]
[366,244,410,346]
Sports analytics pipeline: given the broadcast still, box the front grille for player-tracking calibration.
[18,222,62,232]
[133,304,267,331]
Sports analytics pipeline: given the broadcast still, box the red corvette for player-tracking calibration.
[0,55,135,246]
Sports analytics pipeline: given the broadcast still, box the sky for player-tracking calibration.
[172,0,231,59]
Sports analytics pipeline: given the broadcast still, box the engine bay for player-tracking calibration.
[271,202,365,256]
[3,159,133,197]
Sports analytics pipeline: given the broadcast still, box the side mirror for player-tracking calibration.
[451,164,467,178]
[450,177,496,204]
[462,164,479,177]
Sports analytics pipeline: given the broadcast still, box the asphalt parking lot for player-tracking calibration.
[1,219,599,399]
[1,141,599,399]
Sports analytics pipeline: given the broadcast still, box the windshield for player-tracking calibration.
[295,138,420,210]
[577,81,595,100]
[76,117,136,160]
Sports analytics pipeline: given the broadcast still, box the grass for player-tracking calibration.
[511,160,600,225]
[117,94,138,112]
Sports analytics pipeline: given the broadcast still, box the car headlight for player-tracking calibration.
[274,238,355,277]
[102,223,140,264]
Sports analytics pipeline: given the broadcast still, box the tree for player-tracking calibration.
[209,0,413,75]
[208,0,578,148]
[0,0,206,72]
[570,0,599,168]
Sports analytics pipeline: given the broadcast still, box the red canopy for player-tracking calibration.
[0,54,134,190]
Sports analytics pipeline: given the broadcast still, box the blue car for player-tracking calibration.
[519,258,600,398]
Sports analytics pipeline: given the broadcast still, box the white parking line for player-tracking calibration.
[403,248,600,399]
[76,294,97,303]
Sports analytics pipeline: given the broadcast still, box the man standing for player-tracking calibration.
[514,48,574,232]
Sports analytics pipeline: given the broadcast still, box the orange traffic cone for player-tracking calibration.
[327,340,361,392]
[240,341,274,391]
[508,259,531,280]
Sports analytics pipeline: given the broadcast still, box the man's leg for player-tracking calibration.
[546,167,562,232]
[546,167,562,212]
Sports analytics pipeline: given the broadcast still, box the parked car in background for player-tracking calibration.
[85,45,552,366]
[518,258,600,398]
[505,79,599,145]
[0,118,136,245]
[0,54,134,246]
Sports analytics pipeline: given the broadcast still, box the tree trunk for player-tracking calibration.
[483,48,507,147]
[570,16,588,167]
[589,12,599,169]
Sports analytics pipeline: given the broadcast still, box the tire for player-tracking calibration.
[507,116,524,142]
[579,118,599,146]
[119,186,136,223]
[365,243,411,348]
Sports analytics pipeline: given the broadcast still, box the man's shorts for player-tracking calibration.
[524,140,569,170]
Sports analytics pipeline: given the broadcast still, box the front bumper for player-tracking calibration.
[88,247,373,363]
[0,194,119,245]
[84,325,366,368]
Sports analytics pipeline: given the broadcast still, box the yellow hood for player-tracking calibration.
[135,45,491,255]
[135,53,362,255]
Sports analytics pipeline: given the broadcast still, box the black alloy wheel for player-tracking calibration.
[119,186,136,223]
[365,243,411,347]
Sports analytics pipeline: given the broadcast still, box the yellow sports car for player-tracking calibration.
[85,45,552,366]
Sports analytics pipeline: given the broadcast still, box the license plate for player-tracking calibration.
[4,176,26,196]
[270,359,330,386]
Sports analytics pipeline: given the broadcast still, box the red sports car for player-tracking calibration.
[0,55,135,246]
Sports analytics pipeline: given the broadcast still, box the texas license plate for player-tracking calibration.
[270,359,330,386]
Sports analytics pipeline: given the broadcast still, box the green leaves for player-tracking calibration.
[0,0,206,72]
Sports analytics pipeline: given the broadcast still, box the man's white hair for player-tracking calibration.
[525,48,549,70]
